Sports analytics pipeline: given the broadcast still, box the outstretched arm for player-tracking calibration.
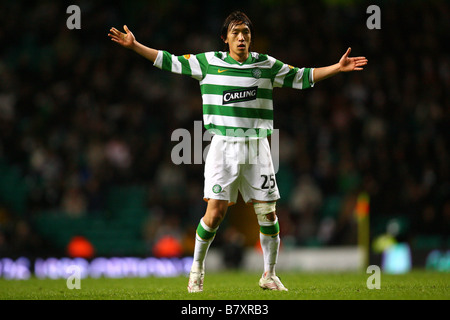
[313,47,368,83]
[108,25,158,63]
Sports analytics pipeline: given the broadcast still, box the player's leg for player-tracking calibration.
[240,137,287,290]
[191,199,228,272]
[202,198,229,229]
[188,199,228,293]
[188,134,240,292]
[253,201,287,291]
[254,202,279,275]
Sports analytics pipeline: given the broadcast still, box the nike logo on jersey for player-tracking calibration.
[218,69,228,73]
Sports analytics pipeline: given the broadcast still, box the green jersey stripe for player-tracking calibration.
[204,123,273,137]
[302,68,312,89]
[282,67,300,88]
[162,51,172,72]
[271,60,285,84]
[177,56,192,76]
[203,105,274,120]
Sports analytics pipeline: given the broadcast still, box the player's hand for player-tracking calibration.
[108,25,135,49]
[339,48,368,72]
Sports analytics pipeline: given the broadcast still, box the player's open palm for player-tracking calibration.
[108,25,135,49]
[339,47,368,72]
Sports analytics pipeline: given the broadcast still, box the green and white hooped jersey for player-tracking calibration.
[153,51,314,137]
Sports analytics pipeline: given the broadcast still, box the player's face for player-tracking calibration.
[225,23,251,58]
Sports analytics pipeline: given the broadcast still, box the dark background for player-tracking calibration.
[0,0,448,266]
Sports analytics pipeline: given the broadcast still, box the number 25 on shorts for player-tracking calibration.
[261,174,276,189]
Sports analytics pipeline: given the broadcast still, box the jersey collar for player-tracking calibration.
[224,52,253,65]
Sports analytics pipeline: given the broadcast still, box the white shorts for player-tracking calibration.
[203,135,280,205]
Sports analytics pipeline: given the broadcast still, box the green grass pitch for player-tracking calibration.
[1,270,448,300]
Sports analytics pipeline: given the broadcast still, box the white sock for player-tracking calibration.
[260,233,280,276]
[259,216,280,276]
[191,219,217,273]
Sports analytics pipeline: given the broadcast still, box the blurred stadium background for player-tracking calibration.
[0,0,448,279]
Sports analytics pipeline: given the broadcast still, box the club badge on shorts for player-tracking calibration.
[212,184,222,194]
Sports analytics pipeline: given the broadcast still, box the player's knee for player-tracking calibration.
[253,201,276,223]
[254,202,279,237]
[264,212,276,221]
[253,202,276,216]
[207,212,224,228]
[204,200,228,228]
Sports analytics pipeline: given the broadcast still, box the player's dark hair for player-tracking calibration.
[221,11,254,52]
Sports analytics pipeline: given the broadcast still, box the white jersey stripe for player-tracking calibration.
[202,74,273,89]
[292,68,305,90]
[171,57,183,74]
[188,56,203,80]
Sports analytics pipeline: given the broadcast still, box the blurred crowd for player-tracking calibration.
[0,0,449,257]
